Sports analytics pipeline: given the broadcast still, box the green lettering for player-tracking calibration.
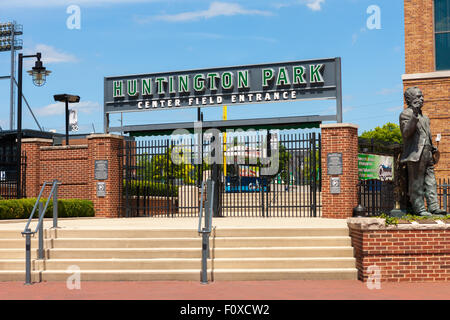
[276,67,290,86]
[113,80,124,97]
[310,64,324,83]
[262,68,274,87]
[237,70,249,89]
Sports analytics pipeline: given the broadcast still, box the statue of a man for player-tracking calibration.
[399,86,447,216]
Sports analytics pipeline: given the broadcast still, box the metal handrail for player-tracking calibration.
[21,179,60,285]
[198,179,215,284]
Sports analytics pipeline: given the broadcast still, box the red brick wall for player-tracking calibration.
[87,135,124,218]
[404,0,435,74]
[23,134,124,218]
[349,223,450,282]
[40,145,89,199]
[320,124,359,219]
[22,138,52,198]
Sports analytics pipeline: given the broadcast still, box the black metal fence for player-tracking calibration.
[357,179,394,216]
[121,131,321,217]
[0,152,27,199]
[358,178,450,216]
[437,178,449,214]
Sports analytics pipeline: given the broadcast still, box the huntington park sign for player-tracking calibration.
[104,57,342,132]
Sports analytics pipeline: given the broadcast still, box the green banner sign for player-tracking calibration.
[358,154,394,181]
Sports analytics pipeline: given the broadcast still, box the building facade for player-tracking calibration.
[403,0,450,180]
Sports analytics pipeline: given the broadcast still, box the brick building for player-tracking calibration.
[403,0,450,180]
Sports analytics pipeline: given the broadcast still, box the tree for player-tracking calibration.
[360,122,402,144]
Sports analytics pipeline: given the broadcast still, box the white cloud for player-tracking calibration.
[24,44,77,67]
[305,0,325,11]
[273,0,326,11]
[36,101,100,117]
[148,2,272,23]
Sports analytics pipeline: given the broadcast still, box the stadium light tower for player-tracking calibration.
[0,21,23,130]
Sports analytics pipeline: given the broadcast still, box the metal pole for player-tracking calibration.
[38,202,44,259]
[65,100,69,145]
[16,53,23,199]
[24,228,32,285]
[200,231,209,284]
[53,180,58,228]
[10,22,15,130]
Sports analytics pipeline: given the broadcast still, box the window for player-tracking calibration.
[435,0,450,70]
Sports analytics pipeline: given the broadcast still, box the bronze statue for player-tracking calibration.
[399,87,447,216]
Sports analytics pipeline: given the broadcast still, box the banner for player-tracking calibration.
[358,153,394,181]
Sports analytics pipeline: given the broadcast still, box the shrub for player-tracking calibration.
[0,198,94,220]
[123,180,178,197]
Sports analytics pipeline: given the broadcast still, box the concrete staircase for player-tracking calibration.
[0,226,357,281]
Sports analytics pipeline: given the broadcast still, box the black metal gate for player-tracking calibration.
[122,131,321,217]
[0,143,27,199]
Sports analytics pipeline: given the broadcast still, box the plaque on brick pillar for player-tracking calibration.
[327,153,343,175]
[96,182,106,197]
[95,160,108,180]
[330,177,341,194]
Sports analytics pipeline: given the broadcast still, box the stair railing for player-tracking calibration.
[197,179,215,284]
[21,179,60,285]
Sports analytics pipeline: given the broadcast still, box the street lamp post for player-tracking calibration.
[16,52,51,198]
[53,94,80,146]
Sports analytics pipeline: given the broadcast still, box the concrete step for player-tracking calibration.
[214,228,348,237]
[46,248,203,259]
[35,257,354,271]
[39,269,208,281]
[213,257,356,269]
[0,239,46,249]
[0,249,38,259]
[47,227,348,239]
[37,268,357,281]
[45,246,354,259]
[49,229,198,239]
[37,258,206,270]
[0,270,40,282]
[0,230,23,239]
[213,247,354,258]
[49,236,351,249]
[212,268,358,281]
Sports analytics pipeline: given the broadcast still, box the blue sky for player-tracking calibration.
[0,0,405,135]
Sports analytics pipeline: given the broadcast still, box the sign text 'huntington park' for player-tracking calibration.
[104,58,341,113]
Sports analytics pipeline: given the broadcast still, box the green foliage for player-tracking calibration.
[137,147,198,185]
[124,180,178,197]
[377,213,450,225]
[378,213,399,225]
[360,122,402,144]
[0,198,94,220]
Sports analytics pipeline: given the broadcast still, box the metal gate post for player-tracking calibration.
[312,133,317,217]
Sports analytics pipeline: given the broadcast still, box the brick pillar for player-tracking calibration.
[320,123,359,219]
[22,138,53,198]
[87,134,124,218]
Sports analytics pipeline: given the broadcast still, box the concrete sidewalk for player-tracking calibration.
[0,280,449,300]
[0,217,348,231]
